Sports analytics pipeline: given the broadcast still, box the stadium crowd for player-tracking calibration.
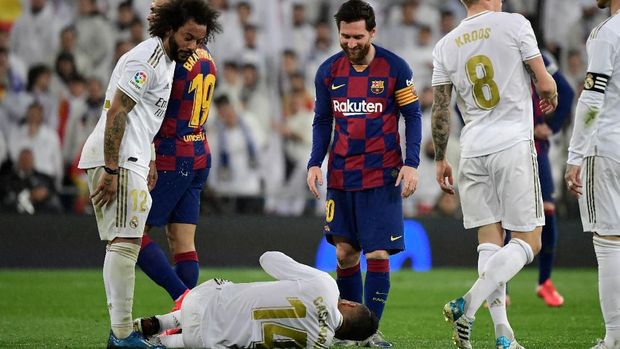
[0,0,607,217]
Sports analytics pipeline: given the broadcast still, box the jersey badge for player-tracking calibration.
[129,71,148,92]
[371,80,385,94]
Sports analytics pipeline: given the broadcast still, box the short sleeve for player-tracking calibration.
[116,59,155,103]
[516,15,541,61]
[431,43,451,86]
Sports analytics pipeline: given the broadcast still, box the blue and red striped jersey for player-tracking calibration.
[154,46,217,171]
[309,45,422,191]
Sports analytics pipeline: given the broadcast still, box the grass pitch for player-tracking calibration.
[0,267,601,348]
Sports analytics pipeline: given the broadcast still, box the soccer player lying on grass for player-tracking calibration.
[134,251,378,348]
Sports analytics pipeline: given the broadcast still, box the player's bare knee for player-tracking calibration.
[336,247,360,268]
[365,250,389,260]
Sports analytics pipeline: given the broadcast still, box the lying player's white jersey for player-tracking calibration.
[432,11,540,158]
[569,11,620,164]
[198,252,342,349]
[78,37,175,179]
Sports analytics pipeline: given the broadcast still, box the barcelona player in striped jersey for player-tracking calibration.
[307,1,422,346]
[136,0,221,311]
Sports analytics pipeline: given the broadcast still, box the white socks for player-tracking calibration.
[464,238,534,319]
[594,236,620,349]
[156,310,182,330]
[104,242,140,339]
[477,243,514,340]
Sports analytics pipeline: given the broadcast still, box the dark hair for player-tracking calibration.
[334,0,376,31]
[335,304,379,341]
[149,0,222,43]
[214,94,231,107]
[27,65,51,92]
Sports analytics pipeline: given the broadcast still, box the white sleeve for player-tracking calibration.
[116,59,155,103]
[567,36,614,166]
[259,251,326,281]
[431,43,451,86]
[516,15,541,61]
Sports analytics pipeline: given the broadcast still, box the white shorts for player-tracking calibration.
[579,156,620,235]
[87,167,151,241]
[458,140,544,231]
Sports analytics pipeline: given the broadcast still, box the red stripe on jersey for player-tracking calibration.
[366,137,385,153]
[345,155,364,170]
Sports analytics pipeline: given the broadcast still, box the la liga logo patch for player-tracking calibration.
[129,71,148,91]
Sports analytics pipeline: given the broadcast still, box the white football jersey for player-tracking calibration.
[432,11,541,158]
[570,11,620,163]
[78,37,175,179]
[198,252,342,349]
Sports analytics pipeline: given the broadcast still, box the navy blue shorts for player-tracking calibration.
[537,152,554,202]
[146,168,210,227]
[324,185,404,254]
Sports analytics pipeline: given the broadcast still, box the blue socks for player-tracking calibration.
[365,259,390,320]
[137,235,188,301]
[336,263,363,303]
[174,251,200,289]
[539,210,557,285]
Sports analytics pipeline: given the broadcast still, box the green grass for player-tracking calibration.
[0,268,602,348]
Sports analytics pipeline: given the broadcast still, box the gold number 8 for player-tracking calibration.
[466,55,500,109]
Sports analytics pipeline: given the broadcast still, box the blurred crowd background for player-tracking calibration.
[0,0,608,218]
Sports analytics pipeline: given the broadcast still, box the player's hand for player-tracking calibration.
[539,93,558,115]
[564,164,582,198]
[395,165,418,198]
[435,159,455,195]
[91,170,118,208]
[147,160,158,191]
[534,123,552,140]
[307,166,323,198]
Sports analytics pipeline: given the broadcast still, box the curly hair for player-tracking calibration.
[334,0,376,31]
[149,0,221,43]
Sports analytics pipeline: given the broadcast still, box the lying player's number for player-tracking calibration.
[130,189,148,212]
[252,298,308,349]
[466,55,500,109]
[325,199,335,223]
[188,73,216,128]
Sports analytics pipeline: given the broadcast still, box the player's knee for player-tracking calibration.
[365,250,389,260]
[336,248,360,268]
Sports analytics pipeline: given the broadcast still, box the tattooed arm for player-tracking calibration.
[524,56,558,114]
[431,84,455,194]
[104,90,136,169]
[91,90,136,208]
[431,84,452,162]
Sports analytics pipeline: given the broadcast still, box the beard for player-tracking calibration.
[169,36,193,63]
[597,0,610,8]
[341,41,371,64]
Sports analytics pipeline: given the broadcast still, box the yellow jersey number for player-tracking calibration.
[130,190,148,212]
[325,199,335,223]
[188,73,216,128]
[465,55,500,110]
[252,298,308,349]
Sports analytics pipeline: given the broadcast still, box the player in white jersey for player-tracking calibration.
[77,1,220,347]
[565,1,620,348]
[430,0,557,348]
[133,251,379,348]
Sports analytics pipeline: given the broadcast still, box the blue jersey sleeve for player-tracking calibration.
[393,58,422,168]
[308,63,334,169]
